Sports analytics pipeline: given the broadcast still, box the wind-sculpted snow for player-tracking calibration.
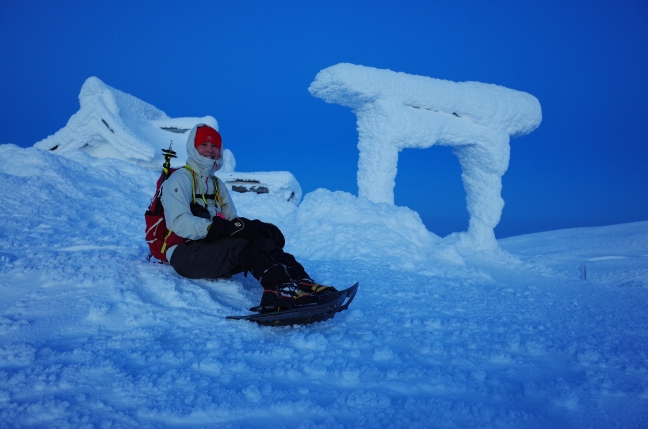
[310,63,542,251]
[32,77,300,204]
[1,143,648,428]
[282,189,465,272]
[33,76,220,168]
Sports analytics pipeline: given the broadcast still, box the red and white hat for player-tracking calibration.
[194,125,222,149]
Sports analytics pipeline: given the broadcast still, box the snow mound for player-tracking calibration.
[310,63,542,251]
[34,76,218,168]
[283,189,465,272]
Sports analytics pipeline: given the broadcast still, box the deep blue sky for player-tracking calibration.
[2,0,647,238]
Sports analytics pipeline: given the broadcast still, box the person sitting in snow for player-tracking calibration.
[160,123,335,310]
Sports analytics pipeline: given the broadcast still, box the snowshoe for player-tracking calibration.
[226,282,358,326]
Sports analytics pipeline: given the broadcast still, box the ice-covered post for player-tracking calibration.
[309,63,542,250]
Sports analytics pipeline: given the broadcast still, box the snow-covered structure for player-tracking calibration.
[35,77,219,168]
[34,77,301,203]
[309,63,542,250]
[215,170,302,204]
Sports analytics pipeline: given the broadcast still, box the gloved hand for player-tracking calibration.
[190,202,211,220]
[252,220,285,249]
[204,217,264,242]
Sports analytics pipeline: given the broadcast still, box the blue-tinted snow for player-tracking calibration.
[0,143,647,428]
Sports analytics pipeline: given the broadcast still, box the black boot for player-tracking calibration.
[267,248,310,281]
[255,277,318,312]
[239,242,316,311]
[256,265,298,311]
[266,248,337,296]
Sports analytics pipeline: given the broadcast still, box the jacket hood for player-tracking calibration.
[185,123,223,175]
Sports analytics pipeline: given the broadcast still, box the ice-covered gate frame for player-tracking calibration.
[309,63,542,250]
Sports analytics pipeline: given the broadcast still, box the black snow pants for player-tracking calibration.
[169,237,311,290]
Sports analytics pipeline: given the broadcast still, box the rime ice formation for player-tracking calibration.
[34,76,221,168]
[213,150,301,204]
[309,63,542,250]
[215,170,302,204]
[34,77,301,201]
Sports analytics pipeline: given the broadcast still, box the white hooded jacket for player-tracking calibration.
[160,124,238,260]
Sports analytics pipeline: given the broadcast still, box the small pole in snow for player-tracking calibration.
[578,264,587,280]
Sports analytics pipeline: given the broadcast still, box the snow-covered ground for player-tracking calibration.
[1,143,647,428]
